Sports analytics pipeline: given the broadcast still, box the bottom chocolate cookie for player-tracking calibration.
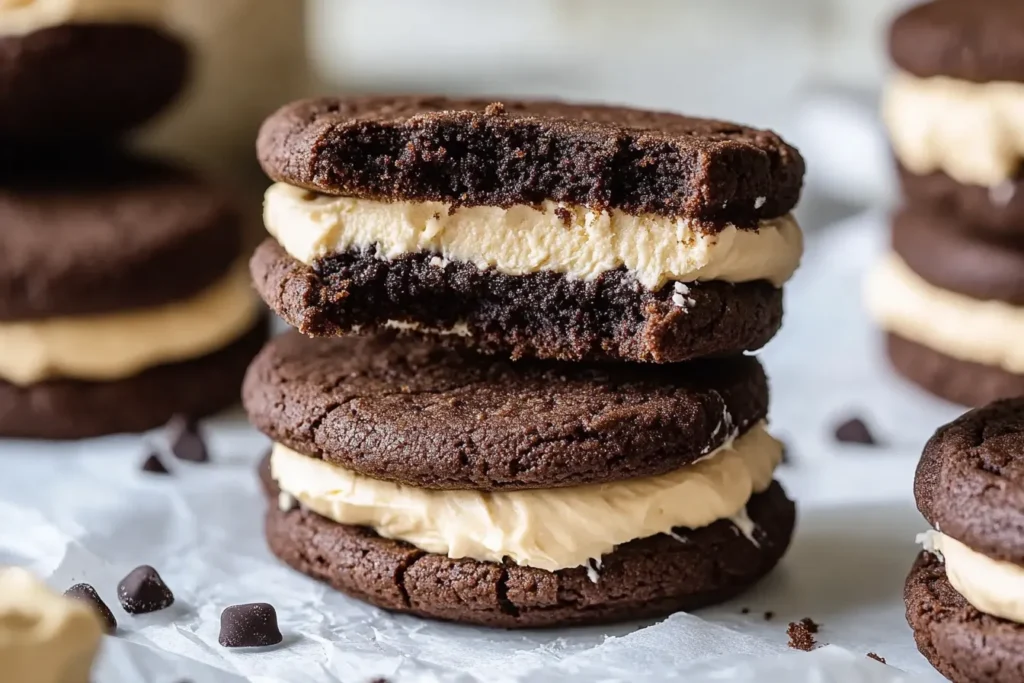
[905,552,1024,683]
[887,333,1024,407]
[260,461,795,628]
[0,322,267,439]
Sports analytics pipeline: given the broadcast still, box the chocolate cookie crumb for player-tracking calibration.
[168,415,209,462]
[117,565,175,614]
[764,611,774,621]
[554,206,573,227]
[834,417,877,445]
[741,607,750,614]
[219,602,283,648]
[787,619,818,651]
[867,652,886,664]
[64,583,117,634]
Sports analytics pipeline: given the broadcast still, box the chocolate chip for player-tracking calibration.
[140,447,170,474]
[218,603,283,648]
[118,565,174,614]
[867,652,886,664]
[167,415,208,463]
[740,607,750,614]
[763,611,774,621]
[834,417,877,445]
[64,583,117,634]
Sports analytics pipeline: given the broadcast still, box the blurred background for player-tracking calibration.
[142,0,914,233]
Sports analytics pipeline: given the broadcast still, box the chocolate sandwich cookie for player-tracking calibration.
[907,399,1024,682]
[253,96,805,363]
[245,332,795,627]
[0,155,266,439]
[898,167,1024,239]
[0,24,188,143]
[866,210,1024,406]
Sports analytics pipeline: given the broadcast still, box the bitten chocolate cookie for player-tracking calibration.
[907,399,1024,681]
[889,0,1024,83]
[0,154,266,439]
[0,24,188,143]
[243,331,769,491]
[260,458,796,629]
[253,96,804,363]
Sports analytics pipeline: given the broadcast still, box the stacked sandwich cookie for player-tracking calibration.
[907,399,1024,682]
[246,97,804,627]
[0,3,266,439]
[868,0,1024,406]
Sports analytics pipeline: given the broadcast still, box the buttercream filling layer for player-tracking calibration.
[263,183,803,291]
[866,254,1024,373]
[271,422,782,572]
[920,530,1024,624]
[884,71,1024,187]
[0,262,261,385]
[0,0,165,36]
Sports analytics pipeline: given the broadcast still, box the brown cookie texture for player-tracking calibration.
[899,166,1024,239]
[260,466,796,629]
[914,397,1024,566]
[892,206,1024,305]
[257,96,804,225]
[0,155,242,321]
[906,552,1024,683]
[889,0,1024,83]
[250,238,784,364]
[243,330,770,491]
[0,321,266,440]
[0,23,188,142]
[887,333,1024,409]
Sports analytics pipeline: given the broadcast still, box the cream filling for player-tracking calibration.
[271,421,782,572]
[920,531,1024,624]
[0,0,165,36]
[883,71,1024,187]
[0,263,260,385]
[263,183,803,291]
[865,254,1024,373]
[0,567,103,683]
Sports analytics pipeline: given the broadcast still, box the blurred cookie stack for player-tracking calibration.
[0,2,265,439]
[868,0,1024,406]
[243,96,805,626]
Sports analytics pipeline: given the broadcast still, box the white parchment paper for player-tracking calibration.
[0,212,960,682]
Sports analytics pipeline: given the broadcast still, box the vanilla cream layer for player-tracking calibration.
[884,71,1024,187]
[271,422,782,572]
[0,263,260,385]
[0,0,164,36]
[264,183,803,291]
[865,254,1024,373]
[0,568,102,683]
[921,531,1024,624]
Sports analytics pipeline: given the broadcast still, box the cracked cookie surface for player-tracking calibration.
[242,330,770,491]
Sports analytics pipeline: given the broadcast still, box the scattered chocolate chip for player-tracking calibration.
[167,415,208,463]
[64,583,117,634]
[867,652,886,664]
[118,565,174,614]
[741,607,750,614]
[834,417,877,445]
[787,618,818,651]
[763,611,774,621]
[218,602,283,648]
[140,447,170,475]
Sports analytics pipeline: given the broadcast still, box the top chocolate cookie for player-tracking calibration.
[915,399,1024,566]
[257,96,804,224]
[890,0,1024,83]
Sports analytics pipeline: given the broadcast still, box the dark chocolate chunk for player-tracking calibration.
[168,415,208,463]
[64,583,117,634]
[218,603,283,648]
[117,565,174,614]
[141,448,170,475]
[834,417,876,445]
